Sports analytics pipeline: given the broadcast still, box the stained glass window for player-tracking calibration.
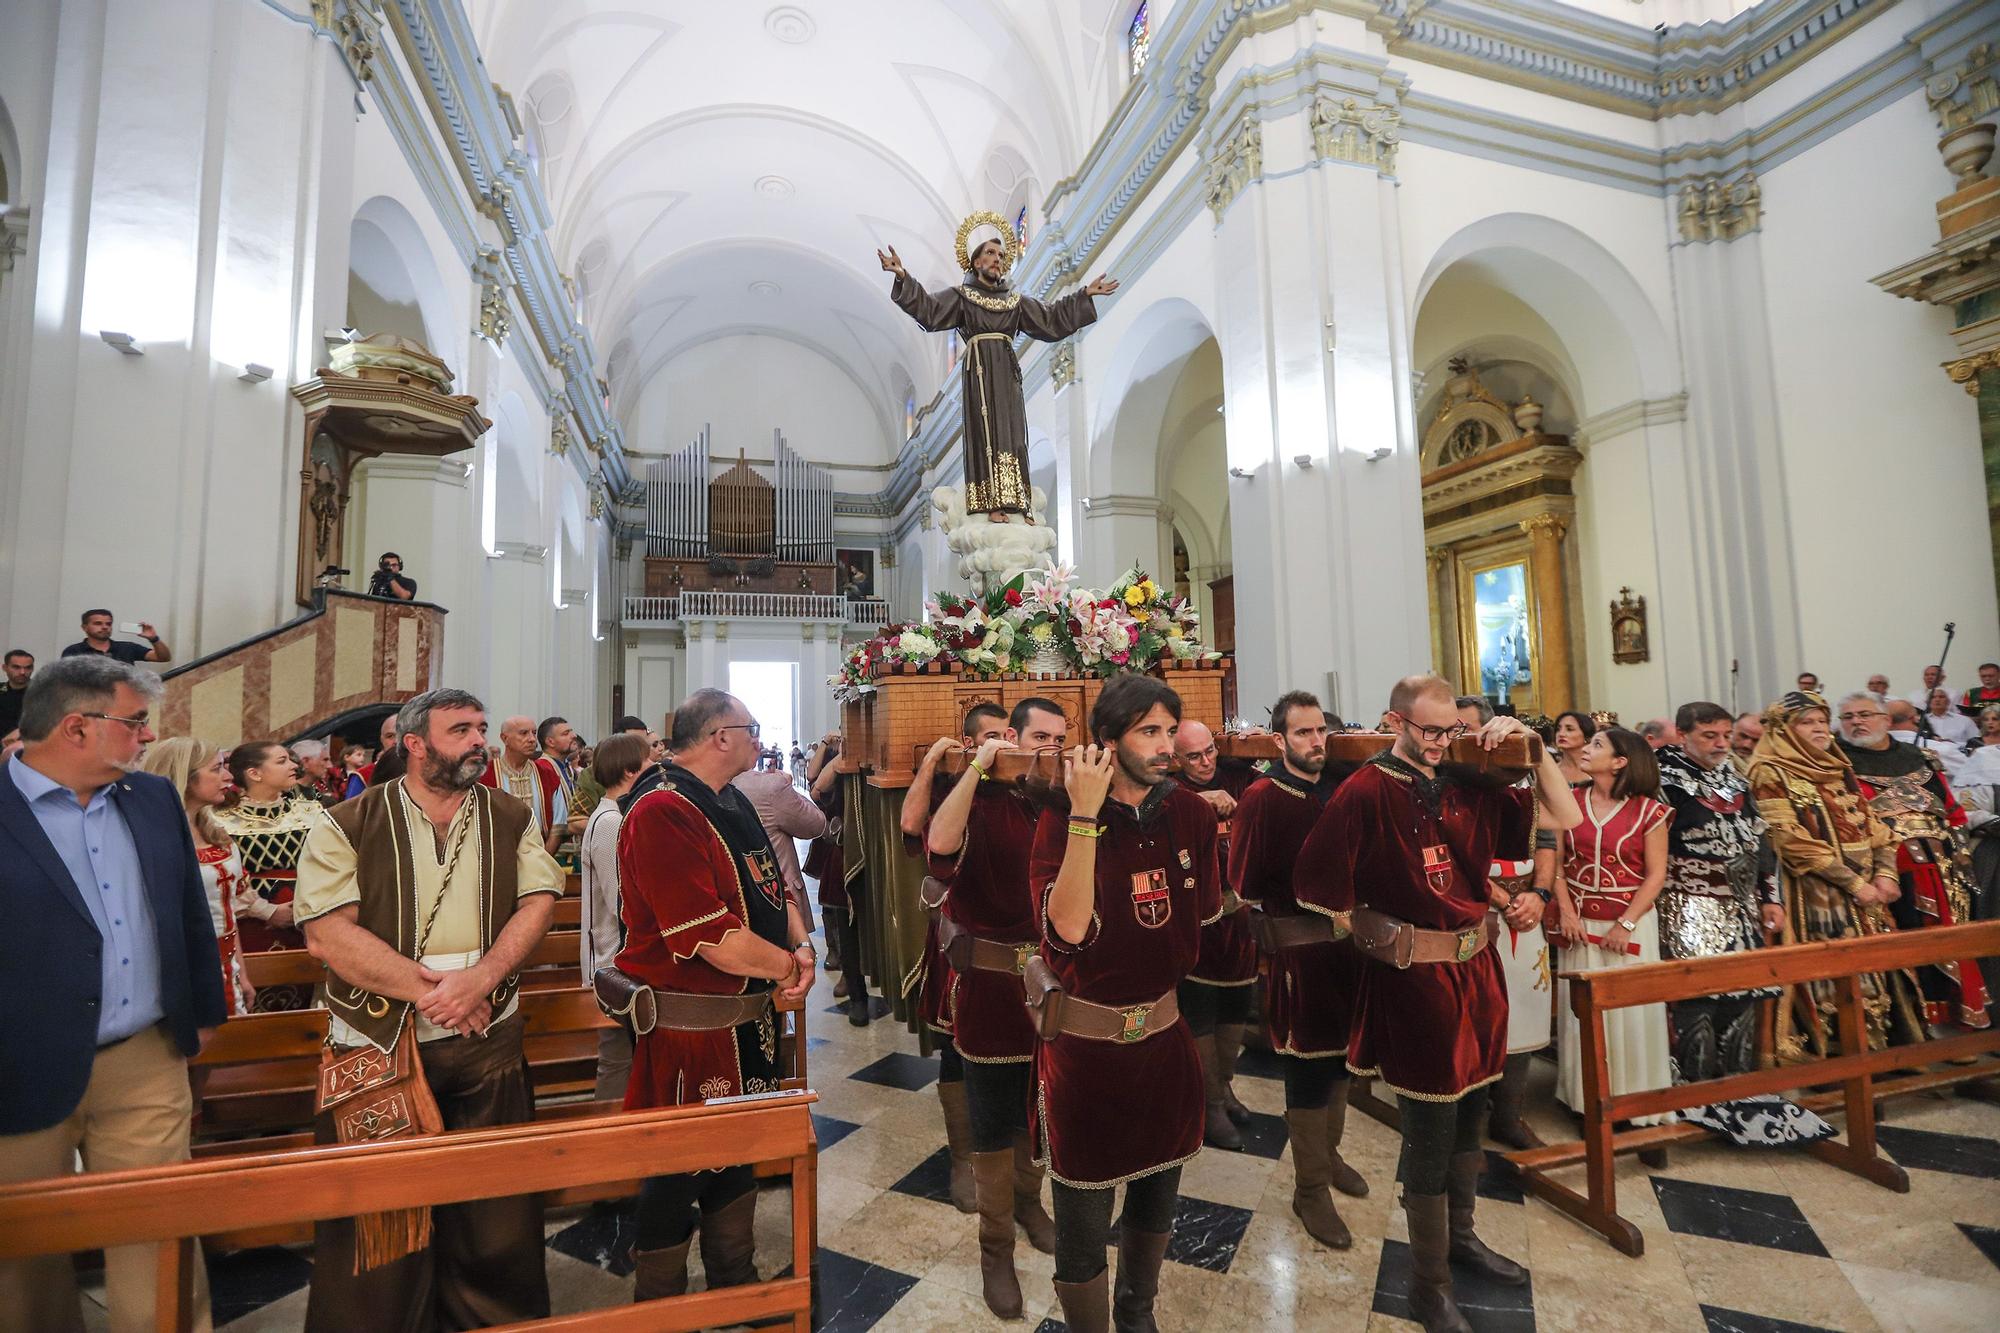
[1015,206,1029,251]
[904,394,917,439]
[1128,3,1150,78]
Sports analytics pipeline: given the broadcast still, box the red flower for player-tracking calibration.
[1067,618,1082,635]
[1003,588,1023,607]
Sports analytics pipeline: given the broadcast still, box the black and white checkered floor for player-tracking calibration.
[79,953,2000,1331]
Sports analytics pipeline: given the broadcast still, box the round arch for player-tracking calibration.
[347,196,455,355]
[1088,295,1218,497]
[1412,212,1678,415]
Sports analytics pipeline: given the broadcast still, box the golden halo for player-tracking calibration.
[955,211,1018,275]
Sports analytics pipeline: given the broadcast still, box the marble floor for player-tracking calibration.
[74,951,2000,1332]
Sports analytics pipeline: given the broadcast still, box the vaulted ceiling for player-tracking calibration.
[468,0,1137,461]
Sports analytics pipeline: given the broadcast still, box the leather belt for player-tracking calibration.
[935,913,1036,976]
[593,966,771,1036]
[1248,908,1335,953]
[1050,987,1179,1043]
[1350,907,1496,969]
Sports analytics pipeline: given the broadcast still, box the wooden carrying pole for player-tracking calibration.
[1512,919,2000,1256]
[0,1094,820,1333]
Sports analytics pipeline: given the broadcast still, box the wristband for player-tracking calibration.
[968,759,989,780]
[1067,820,1102,839]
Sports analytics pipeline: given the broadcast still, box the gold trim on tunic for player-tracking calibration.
[961,288,1021,312]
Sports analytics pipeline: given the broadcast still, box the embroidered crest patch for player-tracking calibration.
[1422,843,1454,896]
[1130,869,1171,928]
[742,847,784,907]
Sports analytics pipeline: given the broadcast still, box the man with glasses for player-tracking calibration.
[1837,691,1991,1036]
[0,656,225,1333]
[615,689,817,1305]
[1294,674,1579,1333]
[1171,718,1262,1150]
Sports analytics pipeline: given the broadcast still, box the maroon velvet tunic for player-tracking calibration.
[616,773,790,1108]
[930,783,1040,1062]
[1229,765,1360,1058]
[1294,755,1533,1100]
[1182,762,1261,987]
[1029,784,1223,1187]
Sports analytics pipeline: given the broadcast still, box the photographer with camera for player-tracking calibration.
[367,552,418,601]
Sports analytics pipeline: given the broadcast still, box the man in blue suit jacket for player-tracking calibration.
[0,655,226,1333]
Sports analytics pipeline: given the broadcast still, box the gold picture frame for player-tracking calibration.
[1455,535,1544,715]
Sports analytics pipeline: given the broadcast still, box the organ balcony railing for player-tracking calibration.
[622,592,891,626]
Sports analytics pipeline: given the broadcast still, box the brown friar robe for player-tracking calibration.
[890,273,1097,514]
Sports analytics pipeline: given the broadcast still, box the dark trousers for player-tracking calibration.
[306,1018,550,1333]
[1280,1052,1348,1110]
[1396,1088,1491,1195]
[1050,1167,1183,1282]
[961,1058,1033,1153]
[1176,979,1252,1036]
[634,1164,757,1249]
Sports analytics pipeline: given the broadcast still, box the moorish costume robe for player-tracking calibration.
[889,273,1097,514]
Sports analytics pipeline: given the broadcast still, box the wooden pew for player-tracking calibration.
[1510,919,2000,1256]
[0,1096,820,1333]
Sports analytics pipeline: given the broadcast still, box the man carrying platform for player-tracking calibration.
[608,688,817,1303]
[925,696,1068,1317]
[294,687,561,1331]
[1172,718,1262,1150]
[1295,674,1580,1333]
[1227,690,1367,1248]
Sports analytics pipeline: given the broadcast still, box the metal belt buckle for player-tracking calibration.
[1118,1004,1153,1042]
[1014,942,1036,975]
[1454,926,1481,963]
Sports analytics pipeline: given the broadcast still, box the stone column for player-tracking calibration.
[1520,514,1573,715]
[1210,81,1426,720]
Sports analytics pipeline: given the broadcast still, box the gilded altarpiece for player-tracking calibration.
[1419,361,1583,716]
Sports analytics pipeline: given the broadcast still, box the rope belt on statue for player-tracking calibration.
[967,332,1013,345]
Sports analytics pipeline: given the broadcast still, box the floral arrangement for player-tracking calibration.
[828,563,1218,700]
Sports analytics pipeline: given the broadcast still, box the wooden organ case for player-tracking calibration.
[643,426,840,595]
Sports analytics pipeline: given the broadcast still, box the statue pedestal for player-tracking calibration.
[839,658,1233,787]
[933,484,1058,595]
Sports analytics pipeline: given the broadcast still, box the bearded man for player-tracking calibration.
[296,687,560,1330]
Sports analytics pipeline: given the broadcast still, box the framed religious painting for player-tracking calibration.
[1455,537,1543,716]
[835,548,876,600]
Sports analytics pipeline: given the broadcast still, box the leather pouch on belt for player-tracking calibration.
[1022,954,1066,1041]
[592,965,658,1036]
[936,912,974,971]
[1350,909,1417,968]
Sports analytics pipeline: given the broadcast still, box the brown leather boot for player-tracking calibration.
[632,1235,692,1302]
[1053,1269,1110,1333]
[1325,1079,1370,1198]
[1283,1107,1351,1249]
[1111,1227,1170,1333]
[1196,1033,1243,1150]
[1404,1191,1471,1333]
[937,1079,977,1214]
[1215,1021,1252,1125]
[1011,1134,1057,1255]
[1446,1150,1527,1285]
[697,1189,759,1290]
[1487,1052,1545,1151]
[971,1150,1023,1318]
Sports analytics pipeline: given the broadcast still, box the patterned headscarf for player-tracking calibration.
[1749,690,1849,787]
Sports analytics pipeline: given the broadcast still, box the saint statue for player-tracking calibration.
[879,211,1116,519]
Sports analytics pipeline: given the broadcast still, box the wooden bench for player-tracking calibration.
[0,1095,820,1333]
[191,985,811,1251]
[1511,918,2000,1255]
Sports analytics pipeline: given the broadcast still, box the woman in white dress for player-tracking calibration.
[1552,727,1675,1126]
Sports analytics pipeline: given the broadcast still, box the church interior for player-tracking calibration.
[3,0,2000,1330]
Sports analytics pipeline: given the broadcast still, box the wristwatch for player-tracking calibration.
[1616,917,1639,932]
[1528,887,1553,903]
[792,942,817,965]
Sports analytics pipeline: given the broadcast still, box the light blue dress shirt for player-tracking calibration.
[9,759,163,1044]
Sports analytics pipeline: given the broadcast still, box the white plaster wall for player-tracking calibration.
[1572,429,1670,721]
[626,333,898,482]
[1756,87,2000,693]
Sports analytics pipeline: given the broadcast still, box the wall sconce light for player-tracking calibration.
[1228,466,1250,480]
[1293,454,1314,470]
[99,331,143,355]
[1366,447,1391,463]
[238,363,274,383]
